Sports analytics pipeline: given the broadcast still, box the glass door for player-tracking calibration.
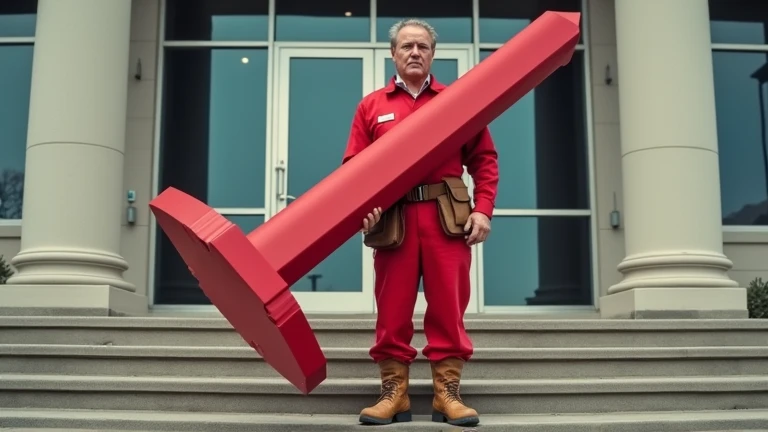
[373,48,479,314]
[272,48,375,313]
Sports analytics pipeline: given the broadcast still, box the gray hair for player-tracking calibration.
[388,18,438,50]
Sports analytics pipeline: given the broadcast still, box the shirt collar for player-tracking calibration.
[386,74,446,96]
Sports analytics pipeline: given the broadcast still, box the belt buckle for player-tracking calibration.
[414,185,426,201]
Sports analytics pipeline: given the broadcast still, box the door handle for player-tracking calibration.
[275,162,296,202]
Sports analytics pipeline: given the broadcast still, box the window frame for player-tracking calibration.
[0,33,34,228]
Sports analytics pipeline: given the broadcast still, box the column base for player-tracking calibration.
[0,284,148,316]
[599,287,748,319]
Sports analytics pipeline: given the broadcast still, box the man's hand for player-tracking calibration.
[463,212,491,246]
[361,207,382,234]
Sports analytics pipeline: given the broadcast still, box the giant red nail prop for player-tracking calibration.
[149,11,581,395]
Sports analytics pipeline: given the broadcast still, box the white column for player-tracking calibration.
[600,0,747,319]
[0,0,146,316]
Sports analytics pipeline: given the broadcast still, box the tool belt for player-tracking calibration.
[363,176,472,250]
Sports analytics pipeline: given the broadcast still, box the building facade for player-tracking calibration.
[0,0,765,317]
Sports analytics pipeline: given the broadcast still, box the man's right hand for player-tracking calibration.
[361,207,382,234]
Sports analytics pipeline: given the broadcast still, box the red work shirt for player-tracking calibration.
[342,75,499,219]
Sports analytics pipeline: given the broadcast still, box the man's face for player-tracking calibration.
[391,25,434,81]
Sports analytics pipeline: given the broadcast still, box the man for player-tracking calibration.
[342,18,499,427]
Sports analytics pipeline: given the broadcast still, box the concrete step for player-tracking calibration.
[2,317,767,348]
[3,344,768,380]
[1,374,766,416]
[2,408,768,431]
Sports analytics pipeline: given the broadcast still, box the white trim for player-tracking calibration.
[482,305,597,314]
[479,42,585,51]
[711,43,768,52]
[472,0,480,72]
[265,0,275,225]
[0,37,34,44]
[147,0,169,306]
[214,208,267,216]
[581,0,601,311]
[163,41,269,48]
[369,0,377,43]
[722,225,768,233]
[273,47,376,313]
[492,209,591,217]
[271,41,472,50]
[0,219,21,227]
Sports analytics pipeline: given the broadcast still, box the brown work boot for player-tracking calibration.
[358,359,412,425]
[430,357,480,427]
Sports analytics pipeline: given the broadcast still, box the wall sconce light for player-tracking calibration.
[134,58,142,81]
[610,192,621,229]
[126,190,137,225]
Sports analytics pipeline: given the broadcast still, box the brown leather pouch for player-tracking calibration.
[363,202,405,250]
[436,177,472,237]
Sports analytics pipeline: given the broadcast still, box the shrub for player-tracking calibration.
[0,255,12,284]
[747,277,768,319]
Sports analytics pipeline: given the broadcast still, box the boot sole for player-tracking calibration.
[431,410,480,427]
[359,411,412,425]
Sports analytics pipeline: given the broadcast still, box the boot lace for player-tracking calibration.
[376,378,398,403]
[441,378,464,404]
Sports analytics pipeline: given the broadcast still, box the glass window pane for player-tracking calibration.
[0,0,36,38]
[154,215,265,304]
[482,216,592,306]
[0,44,33,221]
[479,0,582,44]
[713,51,768,226]
[709,0,768,45]
[165,0,268,41]
[376,0,472,44]
[284,56,364,293]
[479,50,588,210]
[276,0,370,42]
[159,48,268,209]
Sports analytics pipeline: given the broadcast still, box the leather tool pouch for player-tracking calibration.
[436,177,472,237]
[363,202,405,250]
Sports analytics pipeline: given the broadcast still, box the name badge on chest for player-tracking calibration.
[377,113,395,123]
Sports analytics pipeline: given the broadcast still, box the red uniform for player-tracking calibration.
[343,75,499,365]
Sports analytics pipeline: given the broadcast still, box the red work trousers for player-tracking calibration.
[369,200,474,365]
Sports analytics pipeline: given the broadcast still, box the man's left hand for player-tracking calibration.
[463,212,491,246]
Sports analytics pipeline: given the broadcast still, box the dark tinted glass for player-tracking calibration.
[276,0,370,42]
[479,0,582,44]
[165,0,269,41]
[377,0,472,43]
[0,0,37,37]
[709,0,768,44]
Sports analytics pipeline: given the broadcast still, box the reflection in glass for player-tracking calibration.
[285,57,364,293]
[482,216,592,306]
[713,51,768,225]
[276,0,369,42]
[158,48,267,209]
[709,0,768,45]
[154,215,265,305]
[0,45,33,220]
[0,1,36,38]
[376,0,472,43]
[480,50,588,210]
[155,48,269,305]
[479,0,582,44]
[165,0,269,41]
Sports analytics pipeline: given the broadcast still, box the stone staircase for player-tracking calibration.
[1,315,768,431]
